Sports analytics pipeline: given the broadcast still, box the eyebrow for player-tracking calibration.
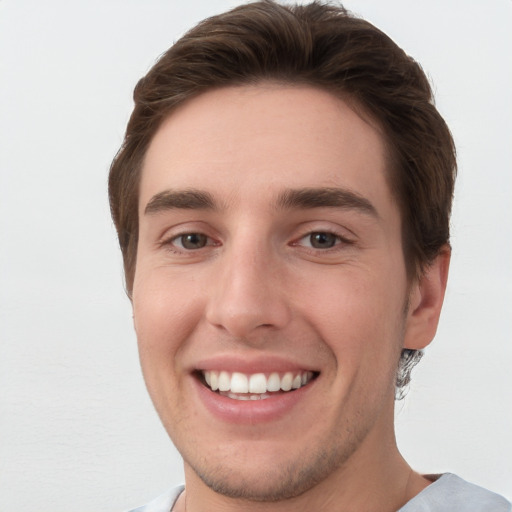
[144,189,217,214]
[144,186,378,218]
[276,187,378,217]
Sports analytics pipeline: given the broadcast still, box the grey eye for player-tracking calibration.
[309,232,338,249]
[178,233,208,250]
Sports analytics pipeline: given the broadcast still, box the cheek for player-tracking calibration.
[132,274,202,423]
[132,271,203,369]
[294,266,407,360]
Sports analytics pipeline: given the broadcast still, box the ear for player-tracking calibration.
[403,245,451,350]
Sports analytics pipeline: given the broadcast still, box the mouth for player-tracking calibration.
[198,370,318,401]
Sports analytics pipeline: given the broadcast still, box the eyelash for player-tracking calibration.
[293,230,354,252]
[160,232,218,252]
[160,229,353,254]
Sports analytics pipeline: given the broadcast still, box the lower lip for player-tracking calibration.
[193,376,316,424]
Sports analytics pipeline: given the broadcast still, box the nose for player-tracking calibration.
[205,242,291,340]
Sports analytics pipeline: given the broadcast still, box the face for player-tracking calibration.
[133,85,417,501]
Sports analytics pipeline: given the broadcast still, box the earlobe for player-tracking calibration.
[403,245,451,350]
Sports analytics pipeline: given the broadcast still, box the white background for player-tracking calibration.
[1,1,511,510]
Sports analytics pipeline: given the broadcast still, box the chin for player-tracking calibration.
[183,437,358,503]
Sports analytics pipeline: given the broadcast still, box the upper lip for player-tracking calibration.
[191,354,319,374]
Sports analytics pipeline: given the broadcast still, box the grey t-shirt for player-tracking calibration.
[128,474,511,512]
[398,473,510,511]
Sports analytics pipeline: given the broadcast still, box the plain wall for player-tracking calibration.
[1,1,511,510]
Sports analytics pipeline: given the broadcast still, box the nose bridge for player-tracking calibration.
[206,231,290,338]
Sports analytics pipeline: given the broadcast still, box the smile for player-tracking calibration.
[201,370,316,400]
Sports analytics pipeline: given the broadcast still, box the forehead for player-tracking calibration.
[140,84,393,214]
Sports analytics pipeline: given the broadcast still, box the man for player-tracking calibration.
[109,1,511,511]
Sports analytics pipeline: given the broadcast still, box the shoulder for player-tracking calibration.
[400,474,511,512]
[124,485,185,512]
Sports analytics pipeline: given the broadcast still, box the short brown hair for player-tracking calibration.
[109,0,456,393]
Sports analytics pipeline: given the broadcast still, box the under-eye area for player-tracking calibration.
[196,370,319,400]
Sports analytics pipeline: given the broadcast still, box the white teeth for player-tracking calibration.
[292,375,302,389]
[202,370,314,396]
[249,373,267,394]
[210,371,219,391]
[267,372,281,392]
[226,391,250,400]
[280,372,293,391]
[231,372,249,393]
[218,371,230,392]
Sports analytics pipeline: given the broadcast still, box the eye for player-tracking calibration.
[302,231,340,249]
[172,233,209,250]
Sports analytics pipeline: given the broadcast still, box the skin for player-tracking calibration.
[133,85,450,512]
